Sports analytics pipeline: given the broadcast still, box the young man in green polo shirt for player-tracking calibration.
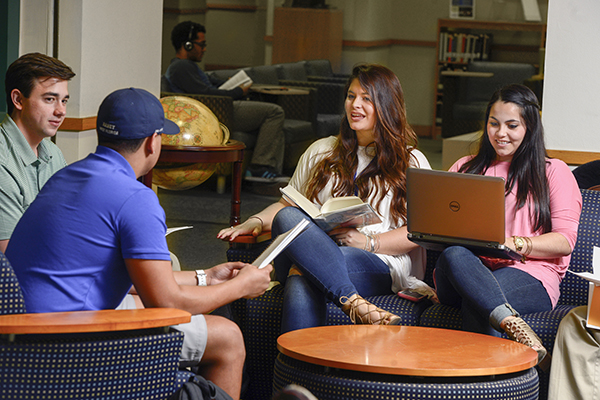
[0,53,75,252]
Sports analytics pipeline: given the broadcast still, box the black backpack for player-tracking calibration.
[168,375,233,400]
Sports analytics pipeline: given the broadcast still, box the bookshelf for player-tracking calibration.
[432,19,547,138]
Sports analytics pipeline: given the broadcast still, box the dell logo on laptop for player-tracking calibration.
[449,201,460,212]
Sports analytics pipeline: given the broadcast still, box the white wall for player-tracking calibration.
[18,0,165,163]
[19,0,54,55]
[542,0,600,154]
[59,0,164,117]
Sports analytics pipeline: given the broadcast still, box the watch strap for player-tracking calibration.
[195,269,207,286]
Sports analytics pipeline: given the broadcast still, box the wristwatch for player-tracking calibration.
[195,269,207,286]
[513,236,525,253]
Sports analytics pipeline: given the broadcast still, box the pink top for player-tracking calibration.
[450,157,582,307]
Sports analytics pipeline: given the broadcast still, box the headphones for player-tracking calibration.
[183,25,195,51]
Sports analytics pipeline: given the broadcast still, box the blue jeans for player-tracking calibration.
[272,207,392,333]
[434,246,552,336]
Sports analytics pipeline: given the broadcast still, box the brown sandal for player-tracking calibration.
[502,316,550,371]
[340,294,401,325]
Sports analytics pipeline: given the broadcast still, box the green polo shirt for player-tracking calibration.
[0,115,67,240]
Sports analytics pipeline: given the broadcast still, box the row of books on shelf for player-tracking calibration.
[438,32,493,63]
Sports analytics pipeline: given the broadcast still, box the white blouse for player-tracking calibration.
[288,136,435,295]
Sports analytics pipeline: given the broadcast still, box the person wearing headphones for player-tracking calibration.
[165,21,289,183]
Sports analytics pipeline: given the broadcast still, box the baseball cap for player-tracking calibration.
[97,88,179,139]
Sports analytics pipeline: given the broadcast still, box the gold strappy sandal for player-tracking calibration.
[340,294,401,325]
[503,316,551,371]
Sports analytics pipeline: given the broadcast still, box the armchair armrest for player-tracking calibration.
[0,308,191,335]
[225,231,272,245]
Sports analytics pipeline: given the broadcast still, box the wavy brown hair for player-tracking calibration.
[305,64,419,225]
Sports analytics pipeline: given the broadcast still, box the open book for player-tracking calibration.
[252,219,309,269]
[218,70,252,91]
[280,185,382,232]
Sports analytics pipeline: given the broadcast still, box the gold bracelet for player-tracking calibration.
[523,236,533,257]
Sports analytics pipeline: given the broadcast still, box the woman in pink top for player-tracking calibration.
[434,84,582,370]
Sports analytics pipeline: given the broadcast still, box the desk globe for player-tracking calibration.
[154,96,230,190]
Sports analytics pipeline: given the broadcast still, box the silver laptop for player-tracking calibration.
[406,168,521,260]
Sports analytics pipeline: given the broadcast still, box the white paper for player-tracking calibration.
[570,246,600,282]
[166,226,193,236]
[569,246,600,329]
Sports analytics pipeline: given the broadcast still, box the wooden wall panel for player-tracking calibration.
[272,7,343,72]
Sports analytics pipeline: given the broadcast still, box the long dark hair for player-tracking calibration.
[305,64,418,225]
[459,84,551,233]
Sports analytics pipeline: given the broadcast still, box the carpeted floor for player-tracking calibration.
[159,137,442,270]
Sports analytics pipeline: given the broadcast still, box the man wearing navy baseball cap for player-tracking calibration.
[7,88,273,399]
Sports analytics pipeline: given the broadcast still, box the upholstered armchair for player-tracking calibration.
[303,59,350,84]
[276,61,345,138]
[226,189,600,400]
[179,70,317,175]
[441,61,536,138]
[0,252,193,399]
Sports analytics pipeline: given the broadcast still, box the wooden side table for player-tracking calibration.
[251,84,310,96]
[141,140,245,226]
[275,325,539,399]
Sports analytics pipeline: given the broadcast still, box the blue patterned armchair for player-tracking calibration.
[227,189,599,400]
[0,252,194,400]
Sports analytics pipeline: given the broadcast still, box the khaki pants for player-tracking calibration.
[548,306,600,400]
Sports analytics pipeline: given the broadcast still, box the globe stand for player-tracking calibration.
[141,140,246,226]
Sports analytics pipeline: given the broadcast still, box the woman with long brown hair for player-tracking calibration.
[218,64,433,332]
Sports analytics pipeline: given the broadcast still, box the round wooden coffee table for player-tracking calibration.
[275,325,539,399]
